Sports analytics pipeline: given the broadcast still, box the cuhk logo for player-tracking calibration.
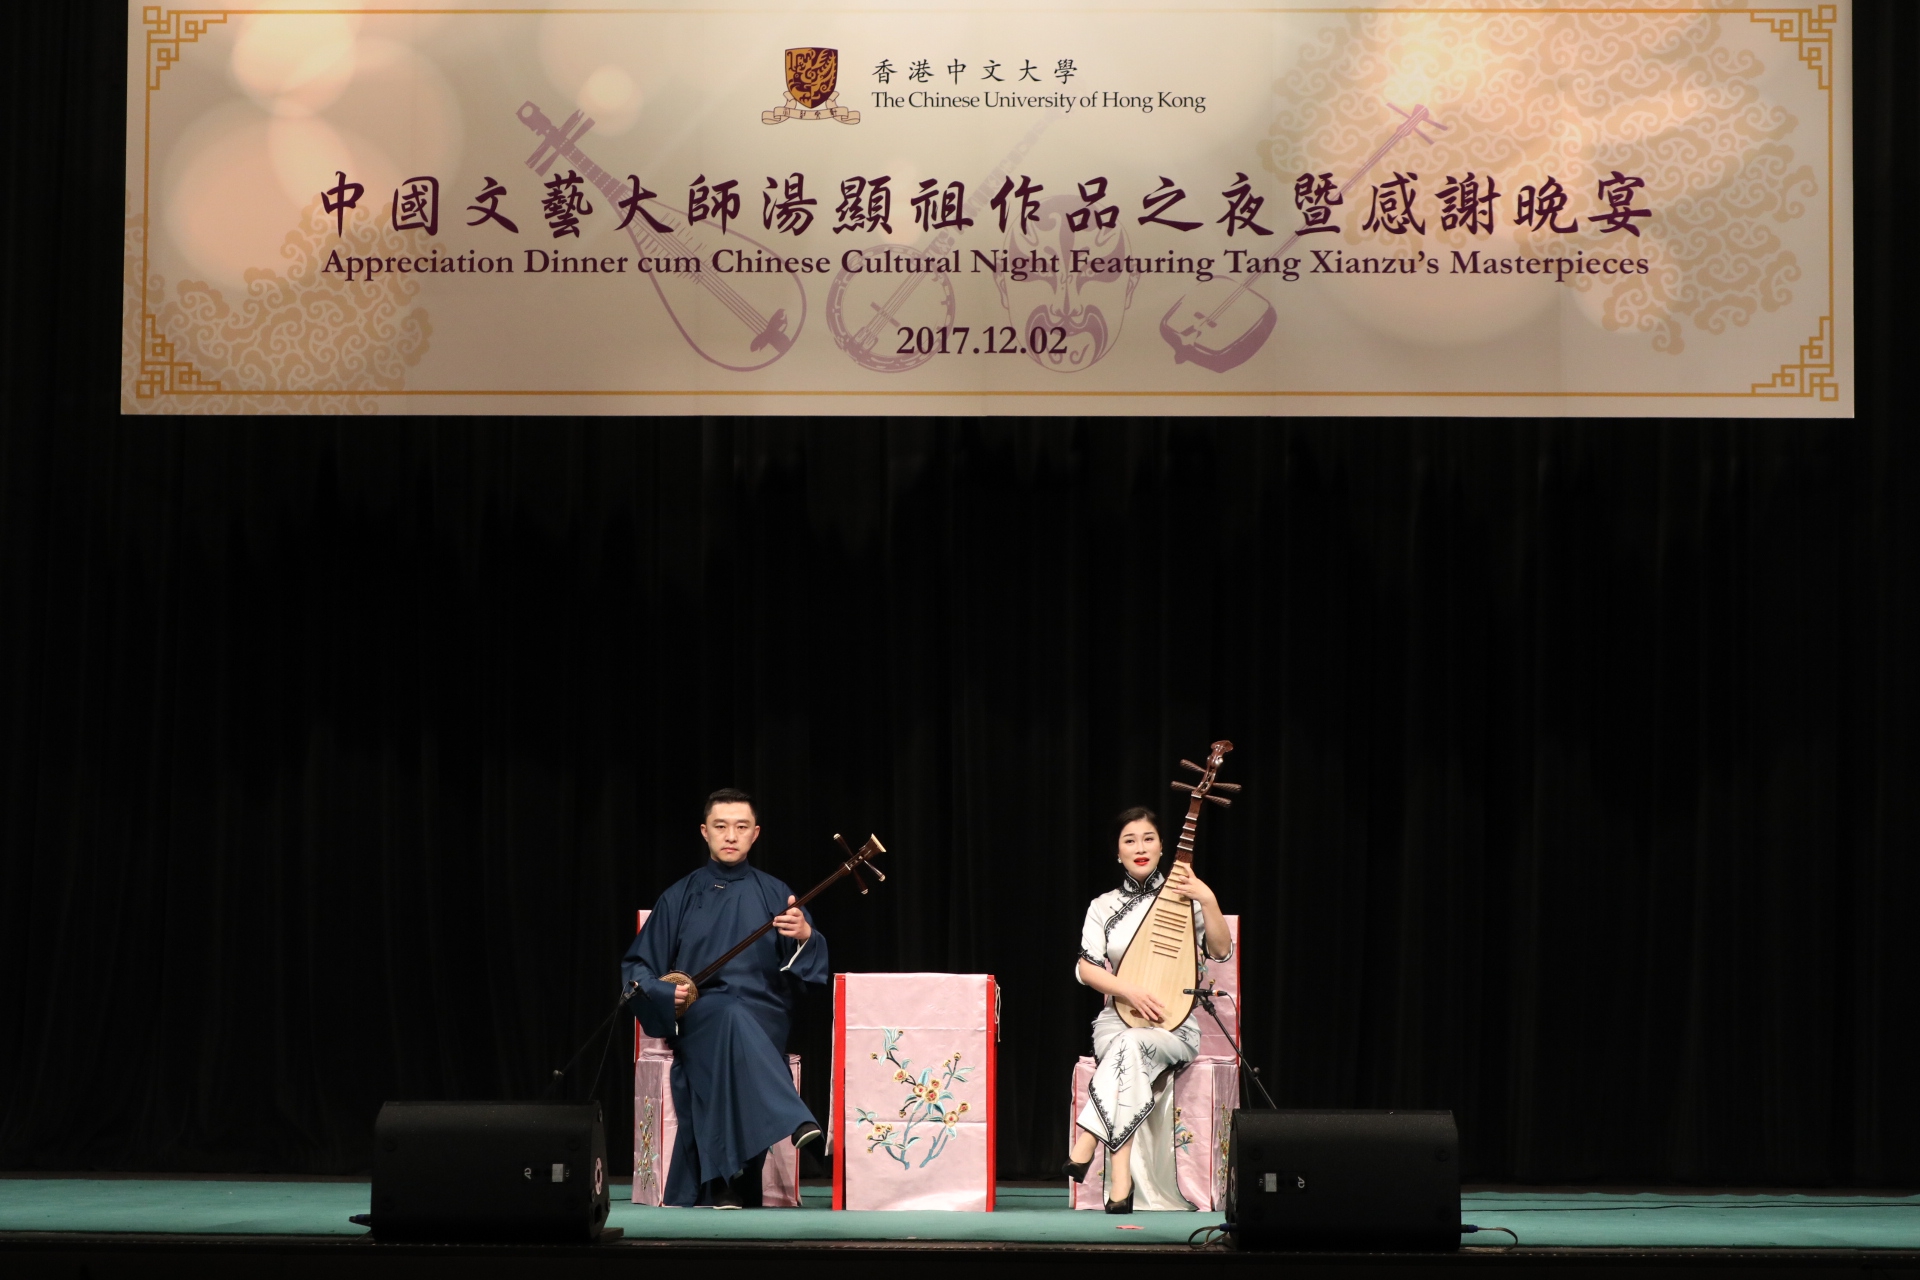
[764,47,860,124]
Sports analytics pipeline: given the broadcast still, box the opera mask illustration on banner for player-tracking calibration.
[993,186,1140,373]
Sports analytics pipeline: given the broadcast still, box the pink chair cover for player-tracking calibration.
[1194,916,1243,1058]
[1068,1057,1238,1211]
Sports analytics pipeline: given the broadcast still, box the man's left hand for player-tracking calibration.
[773,895,812,942]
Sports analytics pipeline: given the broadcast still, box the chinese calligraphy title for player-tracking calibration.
[322,169,1653,244]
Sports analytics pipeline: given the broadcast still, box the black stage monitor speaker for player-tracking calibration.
[368,1101,613,1242]
[1227,1109,1459,1251]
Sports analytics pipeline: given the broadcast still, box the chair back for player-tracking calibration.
[1194,915,1241,1059]
[633,910,672,1056]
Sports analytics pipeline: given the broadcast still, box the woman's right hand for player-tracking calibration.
[1121,986,1168,1024]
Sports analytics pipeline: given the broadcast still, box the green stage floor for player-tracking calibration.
[1,1180,1917,1249]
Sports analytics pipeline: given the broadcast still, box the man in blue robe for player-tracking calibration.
[623,788,828,1207]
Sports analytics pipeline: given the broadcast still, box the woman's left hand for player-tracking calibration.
[1166,862,1216,906]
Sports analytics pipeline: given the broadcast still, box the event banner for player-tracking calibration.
[122,1,1852,416]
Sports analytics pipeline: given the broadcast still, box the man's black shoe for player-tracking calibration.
[792,1120,824,1152]
[706,1177,743,1210]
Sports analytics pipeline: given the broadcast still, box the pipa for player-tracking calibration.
[1112,740,1240,1030]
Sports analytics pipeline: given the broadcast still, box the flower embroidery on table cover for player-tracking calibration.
[855,1029,974,1169]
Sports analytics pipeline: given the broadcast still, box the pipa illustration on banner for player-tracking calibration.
[517,101,806,370]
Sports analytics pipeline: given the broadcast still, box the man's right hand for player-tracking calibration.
[674,983,693,1014]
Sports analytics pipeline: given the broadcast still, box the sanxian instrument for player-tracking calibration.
[659,833,886,1011]
[1158,103,1448,371]
[1113,741,1240,1030]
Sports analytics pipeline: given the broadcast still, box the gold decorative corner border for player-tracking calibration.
[1747,5,1838,399]
[144,6,227,92]
[1750,4,1836,91]
[1751,315,1837,401]
[136,313,223,398]
[139,8,228,402]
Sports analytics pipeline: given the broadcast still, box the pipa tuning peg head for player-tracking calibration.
[1211,781,1243,793]
[860,835,888,880]
[1180,759,1206,774]
[1206,794,1232,808]
[1171,780,1196,793]
[834,833,856,859]
[850,866,870,895]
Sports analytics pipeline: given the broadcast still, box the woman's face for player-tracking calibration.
[1117,819,1163,882]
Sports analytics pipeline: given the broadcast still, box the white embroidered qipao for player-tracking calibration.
[1074,869,1232,1211]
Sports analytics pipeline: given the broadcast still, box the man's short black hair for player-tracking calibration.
[704,788,757,821]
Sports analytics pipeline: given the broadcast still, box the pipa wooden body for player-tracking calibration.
[1113,741,1239,1030]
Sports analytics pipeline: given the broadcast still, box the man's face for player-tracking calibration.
[701,802,760,864]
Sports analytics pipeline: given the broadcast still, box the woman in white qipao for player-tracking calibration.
[1064,807,1233,1212]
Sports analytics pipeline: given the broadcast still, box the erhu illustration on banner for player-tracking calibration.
[825,113,1056,373]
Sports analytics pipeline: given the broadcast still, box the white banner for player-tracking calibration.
[123,1,1853,416]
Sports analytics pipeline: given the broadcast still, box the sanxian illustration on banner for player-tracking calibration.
[122,1,1853,416]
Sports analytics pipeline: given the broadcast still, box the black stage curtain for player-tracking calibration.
[0,4,1914,1186]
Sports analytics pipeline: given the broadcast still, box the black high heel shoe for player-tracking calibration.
[1062,1156,1093,1184]
[1104,1186,1134,1214]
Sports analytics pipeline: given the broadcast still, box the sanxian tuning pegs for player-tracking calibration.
[839,832,888,881]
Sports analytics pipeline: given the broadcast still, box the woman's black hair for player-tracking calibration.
[1113,806,1159,845]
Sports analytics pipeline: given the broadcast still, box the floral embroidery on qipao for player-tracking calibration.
[856,1028,973,1169]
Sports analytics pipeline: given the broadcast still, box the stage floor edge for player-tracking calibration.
[3,1179,1919,1278]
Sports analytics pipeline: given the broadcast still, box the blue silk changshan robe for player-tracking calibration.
[622,856,829,1205]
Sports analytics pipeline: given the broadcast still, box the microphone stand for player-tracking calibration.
[543,981,640,1103]
[1184,985,1277,1109]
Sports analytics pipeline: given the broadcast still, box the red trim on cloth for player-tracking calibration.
[832,973,847,1210]
[645,905,652,1066]
[985,975,998,1211]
